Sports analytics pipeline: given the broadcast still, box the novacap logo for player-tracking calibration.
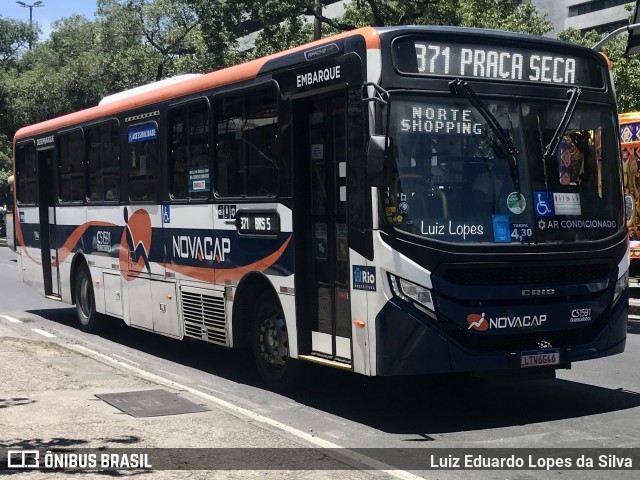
[467,313,489,331]
[467,312,547,331]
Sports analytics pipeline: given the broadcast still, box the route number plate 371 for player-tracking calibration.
[520,348,561,368]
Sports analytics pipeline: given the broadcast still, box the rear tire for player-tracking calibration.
[252,293,298,390]
[75,263,100,333]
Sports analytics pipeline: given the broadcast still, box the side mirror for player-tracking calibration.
[627,1,640,55]
[367,134,390,187]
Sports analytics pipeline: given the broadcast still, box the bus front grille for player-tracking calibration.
[181,287,227,346]
[441,262,610,286]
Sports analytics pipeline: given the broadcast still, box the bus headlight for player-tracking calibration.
[613,269,629,307]
[388,274,435,312]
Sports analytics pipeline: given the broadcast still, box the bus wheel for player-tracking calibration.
[252,294,298,390]
[75,263,100,333]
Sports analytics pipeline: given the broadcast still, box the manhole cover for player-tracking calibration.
[96,389,209,417]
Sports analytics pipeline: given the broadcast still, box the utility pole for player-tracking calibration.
[314,0,322,40]
[16,1,44,50]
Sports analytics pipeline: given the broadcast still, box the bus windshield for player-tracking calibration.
[384,95,622,245]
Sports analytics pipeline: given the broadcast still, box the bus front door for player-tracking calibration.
[37,148,60,297]
[293,91,352,365]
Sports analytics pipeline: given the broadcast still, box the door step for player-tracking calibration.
[45,294,62,301]
[298,354,352,370]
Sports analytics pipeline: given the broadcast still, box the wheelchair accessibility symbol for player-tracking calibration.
[534,192,554,217]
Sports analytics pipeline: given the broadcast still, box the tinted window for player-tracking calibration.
[16,142,37,205]
[58,130,85,203]
[128,123,159,202]
[215,87,279,197]
[169,101,210,200]
[86,121,120,202]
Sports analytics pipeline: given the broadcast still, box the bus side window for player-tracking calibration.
[127,123,159,203]
[86,121,120,203]
[215,96,244,197]
[244,89,278,196]
[58,129,85,203]
[103,122,121,202]
[169,100,210,200]
[16,142,37,205]
[214,85,279,198]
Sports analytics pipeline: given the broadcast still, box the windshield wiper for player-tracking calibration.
[449,78,520,193]
[537,115,550,194]
[540,87,583,177]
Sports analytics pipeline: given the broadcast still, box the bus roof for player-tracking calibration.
[14,26,381,141]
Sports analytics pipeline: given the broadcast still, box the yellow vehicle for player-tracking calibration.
[620,112,640,269]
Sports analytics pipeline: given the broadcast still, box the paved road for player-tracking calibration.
[0,244,639,479]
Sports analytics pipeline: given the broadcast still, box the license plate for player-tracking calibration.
[520,348,560,368]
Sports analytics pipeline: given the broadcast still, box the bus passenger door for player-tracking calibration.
[37,148,60,296]
[293,91,352,365]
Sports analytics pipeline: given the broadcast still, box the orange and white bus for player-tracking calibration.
[13,26,628,388]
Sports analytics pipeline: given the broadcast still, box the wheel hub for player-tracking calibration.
[259,314,288,367]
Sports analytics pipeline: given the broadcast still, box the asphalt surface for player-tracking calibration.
[0,244,639,479]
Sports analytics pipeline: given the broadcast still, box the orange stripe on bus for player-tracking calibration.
[54,221,116,267]
[15,213,116,267]
[161,235,292,283]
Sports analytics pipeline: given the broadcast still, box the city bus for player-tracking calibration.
[12,26,628,387]
[619,111,640,274]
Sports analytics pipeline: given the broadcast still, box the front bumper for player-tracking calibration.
[374,289,628,376]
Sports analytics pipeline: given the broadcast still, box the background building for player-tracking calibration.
[530,0,634,36]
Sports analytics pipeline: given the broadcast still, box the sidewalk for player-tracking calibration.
[0,326,380,479]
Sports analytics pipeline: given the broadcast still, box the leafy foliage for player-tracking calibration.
[249,0,552,58]
[0,16,36,67]
[559,26,640,113]
[0,133,12,207]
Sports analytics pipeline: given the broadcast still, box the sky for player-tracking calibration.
[1,0,97,39]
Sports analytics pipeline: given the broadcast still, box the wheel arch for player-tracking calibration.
[69,251,88,305]
[232,271,282,349]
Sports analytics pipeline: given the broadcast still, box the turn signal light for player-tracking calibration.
[354,320,365,328]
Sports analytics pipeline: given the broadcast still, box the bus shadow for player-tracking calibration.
[28,307,640,436]
[291,370,640,436]
[628,318,640,335]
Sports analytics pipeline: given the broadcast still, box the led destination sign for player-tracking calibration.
[394,38,603,88]
[236,210,280,237]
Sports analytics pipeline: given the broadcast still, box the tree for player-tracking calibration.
[247,0,552,58]
[0,16,37,68]
[125,0,203,80]
[183,0,248,68]
[0,133,11,208]
[558,6,640,112]
[0,16,36,159]
[457,0,552,35]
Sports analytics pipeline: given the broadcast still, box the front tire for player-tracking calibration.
[252,293,298,390]
[75,263,100,333]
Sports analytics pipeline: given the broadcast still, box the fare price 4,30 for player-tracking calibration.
[511,225,533,242]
